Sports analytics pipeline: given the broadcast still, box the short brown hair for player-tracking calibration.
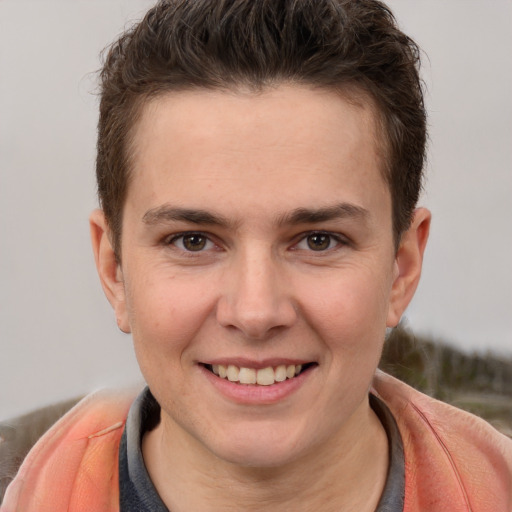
[97,0,426,258]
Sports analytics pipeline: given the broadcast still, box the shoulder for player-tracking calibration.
[1,396,83,501]
[373,371,512,512]
[1,387,140,512]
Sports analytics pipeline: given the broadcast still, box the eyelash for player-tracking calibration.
[166,231,217,253]
[293,231,348,252]
[166,230,348,253]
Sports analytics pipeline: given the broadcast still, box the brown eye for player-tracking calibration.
[306,234,331,251]
[182,234,207,251]
[168,233,211,252]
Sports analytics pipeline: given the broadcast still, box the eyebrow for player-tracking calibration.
[277,203,369,226]
[142,202,369,228]
[142,205,232,228]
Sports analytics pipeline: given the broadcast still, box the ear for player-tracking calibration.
[386,208,431,327]
[89,209,131,333]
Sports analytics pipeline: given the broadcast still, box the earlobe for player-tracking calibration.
[386,208,431,327]
[89,209,131,333]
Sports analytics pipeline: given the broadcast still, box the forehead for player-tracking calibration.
[126,85,390,224]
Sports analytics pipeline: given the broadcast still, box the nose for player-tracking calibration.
[216,246,297,340]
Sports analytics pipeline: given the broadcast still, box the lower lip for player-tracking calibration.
[199,365,314,405]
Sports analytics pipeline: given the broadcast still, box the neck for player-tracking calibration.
[142,397,388,512]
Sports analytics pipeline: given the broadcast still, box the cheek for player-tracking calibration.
[125,273,217,358]
[298,266,392,349]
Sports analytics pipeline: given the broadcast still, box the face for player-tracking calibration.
[92,85,427,469]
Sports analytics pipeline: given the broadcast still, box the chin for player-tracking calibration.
[205,423,314,469]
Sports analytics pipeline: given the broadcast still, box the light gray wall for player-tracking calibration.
[1,0,511,420]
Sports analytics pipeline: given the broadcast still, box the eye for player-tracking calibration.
[295,232,345,252]
[169,233,214,252]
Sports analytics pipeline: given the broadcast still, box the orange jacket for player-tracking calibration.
[2,373,512,511]
[374,371,512,511]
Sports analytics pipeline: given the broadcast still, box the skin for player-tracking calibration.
[91,85,430,511]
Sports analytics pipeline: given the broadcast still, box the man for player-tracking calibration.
[3,0,511,510]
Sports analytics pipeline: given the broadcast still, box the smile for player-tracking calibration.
[204,363,315,386]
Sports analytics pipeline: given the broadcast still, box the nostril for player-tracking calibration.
[215,281,298,338]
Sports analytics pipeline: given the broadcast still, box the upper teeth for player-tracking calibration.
[211,364,303,386]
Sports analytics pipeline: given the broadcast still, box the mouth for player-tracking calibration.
[202,362,317,386]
